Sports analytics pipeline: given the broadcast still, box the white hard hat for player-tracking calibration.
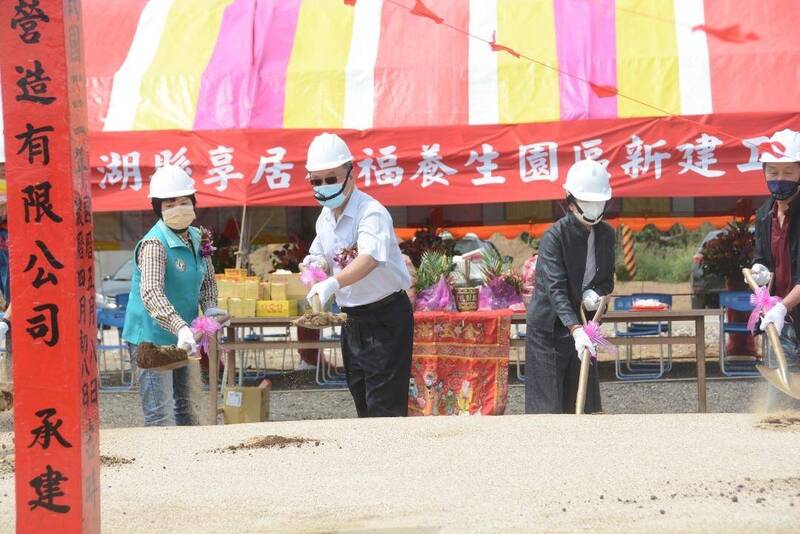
[148,165,196,199]
[563,159,612,201]
[305,133,353,172]
[759,129,800,163]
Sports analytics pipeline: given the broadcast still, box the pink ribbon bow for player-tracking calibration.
[748,286,782,334]
[300,265,328,289]
[583,320,617,360]
[191,316,222,354]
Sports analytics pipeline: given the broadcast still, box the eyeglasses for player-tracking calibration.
[308,176,340,187]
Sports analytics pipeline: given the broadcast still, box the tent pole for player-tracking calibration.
[236,205,247,270]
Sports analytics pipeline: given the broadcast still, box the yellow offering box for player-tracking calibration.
[259,282,271,300]
[270,282,288,301]
[256,300,298,317]
[225,268,247,280]
[217,279,235,300]
[243,280,260,300]
[227,298,254,317]
[269,272,307,300]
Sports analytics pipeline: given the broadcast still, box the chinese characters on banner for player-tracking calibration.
[87,113,800,211]
[1,1,100,532]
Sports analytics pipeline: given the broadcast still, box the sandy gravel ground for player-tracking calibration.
[0,379,767,431]
[1,413,799,532]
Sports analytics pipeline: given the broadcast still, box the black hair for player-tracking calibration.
[151,194,197,219]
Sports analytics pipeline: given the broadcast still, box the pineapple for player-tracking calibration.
[415,250,454,291]
[479,248,506,282]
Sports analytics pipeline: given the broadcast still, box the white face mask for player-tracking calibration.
[162,204,195,230]
[575,199,606,225]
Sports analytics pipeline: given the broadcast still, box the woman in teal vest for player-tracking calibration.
[122,165,223,426]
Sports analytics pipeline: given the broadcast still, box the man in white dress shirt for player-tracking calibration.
[303,133,414,417]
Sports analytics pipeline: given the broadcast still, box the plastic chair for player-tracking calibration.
[718,291,760,377]
[114,293,130,308]
[631,293,674,372]
[239,326,291,382]
[96,308,135,391]
[613,294,672,380]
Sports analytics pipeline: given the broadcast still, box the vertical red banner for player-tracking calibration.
[0,1,100,532]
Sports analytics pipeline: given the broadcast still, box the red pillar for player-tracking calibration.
[1,1,100,532]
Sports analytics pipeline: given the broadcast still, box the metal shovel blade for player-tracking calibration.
[755,363,800,399]
[742,268,800,400]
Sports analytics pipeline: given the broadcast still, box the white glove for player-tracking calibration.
[760,302,787,334]
[572,326,597,361]
[582,289,601,312]
[307,277,340,308]
[0,321,8,339]
[751,263,772,287]
[204,307,230,327]
[302,254,329,272]
[177,325,198,355]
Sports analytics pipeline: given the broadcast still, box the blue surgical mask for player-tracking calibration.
[767,180,799,201]
[313,171,350,208]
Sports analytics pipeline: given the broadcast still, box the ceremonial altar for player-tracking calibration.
[408,310,512,416]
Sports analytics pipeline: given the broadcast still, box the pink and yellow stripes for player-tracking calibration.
[615,0,681,117]
[495,0,560,124]
[82,0,800,134]
[553,0,617,120]
[282,1,355,128]
[132,0,231,130]
[194,0,302,129]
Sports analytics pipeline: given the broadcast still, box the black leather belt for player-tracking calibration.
[341,290,404,313]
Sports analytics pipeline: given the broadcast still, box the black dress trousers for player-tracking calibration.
[341,291,414,417]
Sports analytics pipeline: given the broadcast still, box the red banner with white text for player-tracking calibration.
[87,112,800,211]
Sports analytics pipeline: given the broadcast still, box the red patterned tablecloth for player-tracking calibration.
[408,310,511,416]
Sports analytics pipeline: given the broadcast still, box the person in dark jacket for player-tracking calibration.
[525,159,615,414]
[749,128,800,410]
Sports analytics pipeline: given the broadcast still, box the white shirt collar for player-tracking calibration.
[323,188,364,225]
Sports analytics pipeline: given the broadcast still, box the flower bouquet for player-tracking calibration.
[477,248,524,311]
[415,250,456,311]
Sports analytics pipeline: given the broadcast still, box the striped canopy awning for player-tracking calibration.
[2,0,798,212]
[78,0,799,133]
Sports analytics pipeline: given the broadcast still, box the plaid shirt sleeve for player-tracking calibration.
[199,255,218,312]
[137,239,188,335]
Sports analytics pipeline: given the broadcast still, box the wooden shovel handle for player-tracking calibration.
[579,295,609,325]
[576,295,608,415]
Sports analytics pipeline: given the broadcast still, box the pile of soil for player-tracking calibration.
[756,412,800,431]
[136,343,188,369]
[212,435,320,454]
[293,312,347,329]
[0,388,11,412]
[101,455,135,467]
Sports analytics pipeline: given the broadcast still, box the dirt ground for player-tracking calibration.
[2,413,798,532]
